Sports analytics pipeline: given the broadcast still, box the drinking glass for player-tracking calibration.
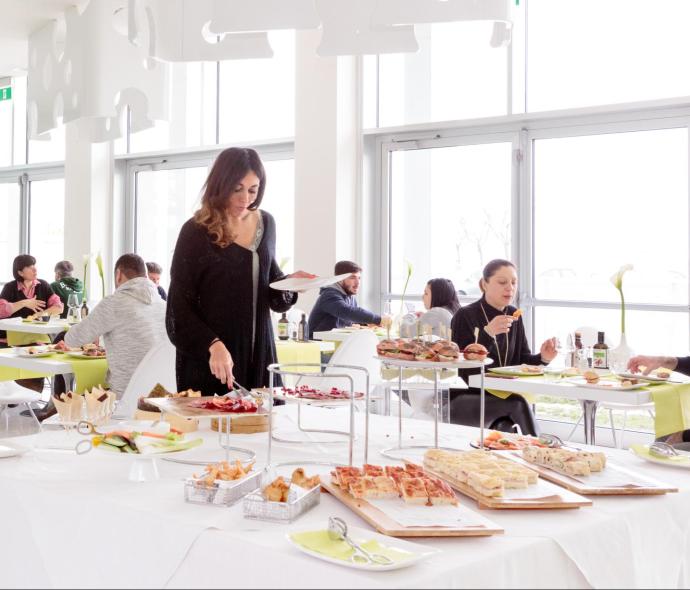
[381,301,393,337]
[67,293,81,324]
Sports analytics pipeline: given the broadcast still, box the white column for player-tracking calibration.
[293,30,361,312]
[63,120,114,303]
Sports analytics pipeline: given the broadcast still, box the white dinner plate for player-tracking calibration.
[566,377,646,391]
[630,445,690,469]
[488,365,544,377]
[0,441,30,459]
[615,371,679,384]
[286,525,439,571]
[269,273,352,291]
[66,351,106,360]
[15,347,53,358]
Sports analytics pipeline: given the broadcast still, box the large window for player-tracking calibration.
[29,178,65,272]
[134,157,295,290]
[387,140,513,301]
[533,127,689,355]
[129,62,218,154]
[527,0,690,112]
[0,182,21,282]
[365,22,509,128]
[218,31,295,142]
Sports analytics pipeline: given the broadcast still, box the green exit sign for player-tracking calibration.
[0,87,11,101]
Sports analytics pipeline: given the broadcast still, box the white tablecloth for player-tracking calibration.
[0,406,689,589]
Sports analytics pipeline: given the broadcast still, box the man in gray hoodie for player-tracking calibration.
[65,253,167,398]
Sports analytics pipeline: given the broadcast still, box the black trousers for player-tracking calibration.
[449,388,539,436]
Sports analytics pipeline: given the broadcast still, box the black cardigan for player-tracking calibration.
[0,279,56,340]
[450,296,543,386]
[166,211,297,394]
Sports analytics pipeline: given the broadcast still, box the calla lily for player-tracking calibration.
[82,253,91,303]
[610,264,633,334]
[95,252,105,299]
[610,264,633,291]
[399,260,414,316]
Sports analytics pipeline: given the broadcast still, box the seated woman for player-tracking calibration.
[0,254,63,393]
[418,278,460,337]
[449,259,557,435]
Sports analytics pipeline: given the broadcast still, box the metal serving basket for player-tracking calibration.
[242,483,321,522]
[184,469,263,507]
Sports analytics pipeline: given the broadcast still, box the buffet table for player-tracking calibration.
[0,405,689,589]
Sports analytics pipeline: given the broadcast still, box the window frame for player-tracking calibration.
[121,141,295,255]
[370,101,690,350]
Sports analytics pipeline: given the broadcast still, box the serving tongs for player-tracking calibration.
[649,441,681,459]
[229,380,264,406]
[327,517,393,566]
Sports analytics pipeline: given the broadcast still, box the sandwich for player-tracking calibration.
[463,343,489,361]
[583,370,599,384]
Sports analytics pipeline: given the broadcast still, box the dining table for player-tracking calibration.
[0,404,688,588]
[0,317,70,345]
[468,372,690,445]
[0,348,108,395]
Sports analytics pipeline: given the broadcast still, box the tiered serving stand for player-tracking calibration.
[266,362,372,467]
[376,355,493,460]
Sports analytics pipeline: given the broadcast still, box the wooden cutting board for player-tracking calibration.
[147,397,268,418]
[321,480,504,538]
[420,464,592,510]
[502,452,678,496]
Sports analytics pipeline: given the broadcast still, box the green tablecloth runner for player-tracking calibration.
[7,332,51,346]
[650,382,690,438]
[0,350,108,393]
[487,374,542,404]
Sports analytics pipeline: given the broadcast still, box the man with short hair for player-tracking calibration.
[65,253,167,398]
[50,260,84,318]
[145,261,167,301]
[307,260,381,339]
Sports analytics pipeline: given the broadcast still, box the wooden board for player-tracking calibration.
[502,452,678,496]
[321,480,503,538]
[420,463,592,510]
[147,397,268,419]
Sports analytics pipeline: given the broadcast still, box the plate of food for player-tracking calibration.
[376,338,462,363]
[273,385,364,403]
[15,345,53,358]
[269,273,351,292]
[629,444,690,469]
[567,373,647,391]
[67,344,107,359]
[615,369,676,384]
[488,364,544,377]
[471,430,551,451]
[287,525,440,571]
[78,421,203,455]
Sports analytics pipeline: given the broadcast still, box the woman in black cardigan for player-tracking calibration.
[450,259,558,435]
[166,148,312,394]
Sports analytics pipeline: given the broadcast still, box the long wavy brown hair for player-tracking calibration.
[194,147,266,248]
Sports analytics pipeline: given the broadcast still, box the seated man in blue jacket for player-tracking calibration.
[308,260,381,338]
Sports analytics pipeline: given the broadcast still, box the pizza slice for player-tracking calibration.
[333,466,363,488]
[348,476,378,499]
[423,477,458,506]
[404,463,425,478]
[372,476,399,499]
[400,477,430,505]
[363,464,384,477]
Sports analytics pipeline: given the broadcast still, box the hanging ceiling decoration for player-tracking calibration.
[27,0,513,141]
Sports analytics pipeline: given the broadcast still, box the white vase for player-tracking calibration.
[609,333,634,372]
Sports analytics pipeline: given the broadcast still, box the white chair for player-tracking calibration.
[0,381,41,437]
[294,330,380,395]
[114,339,177,419]
[566,401,655,448]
